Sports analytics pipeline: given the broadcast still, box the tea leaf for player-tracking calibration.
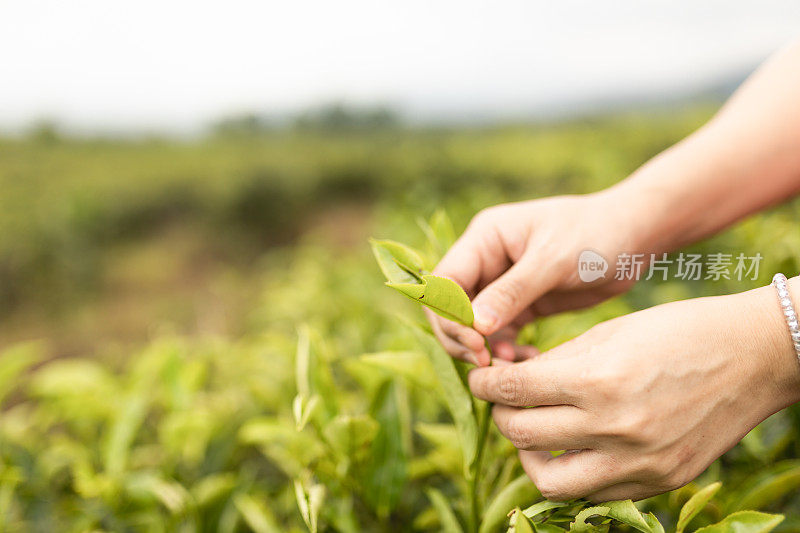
[363,381,409,517]
[533,525,568,533]
[642,513,665,533]
[413,327,479,478]
[569,506,609,532]
[601,500,652,532]
[234,493,281,533]
[103,393,148,477]
[370,238,426,283]
[693,511,784,533]
[426,488,465,533]
[419,208,457,260]
[511,508,536,533]
[293,394,320,431]
[387,274,474,326]
[359,351,437,389]
[728,461,800,512]
[676,482,722,533]
[521,500,570,520]
[322,414,379,460]
[480,474,540,533]
[0,342,44,407]
[191,473,237,507]
[296,324,312,399]
[294,480,326,533]
[125,473,191,515]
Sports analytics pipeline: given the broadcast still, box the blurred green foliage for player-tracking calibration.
[1,105,800,531]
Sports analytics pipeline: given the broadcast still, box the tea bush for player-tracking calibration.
[2,107,800,531]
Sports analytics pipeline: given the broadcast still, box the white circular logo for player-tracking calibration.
[578,250,608,283]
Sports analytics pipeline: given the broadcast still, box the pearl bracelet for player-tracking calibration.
[772,273,800,360]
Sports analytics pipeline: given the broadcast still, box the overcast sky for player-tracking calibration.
[1,1,799,134]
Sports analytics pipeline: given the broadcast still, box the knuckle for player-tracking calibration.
[664,468,692,491]
[498,367,524,405]
[581,367,623,403]
[605,411,644,441]
[633,454,687,491]
[490,276,523,310]
[470,207,496,228]
[536,476,575,501]
[505,416,532,449]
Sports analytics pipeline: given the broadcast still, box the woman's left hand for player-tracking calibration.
[468,281,800,501]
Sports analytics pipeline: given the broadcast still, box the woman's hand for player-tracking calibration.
[428,192,646,366]
[467,280,800,501]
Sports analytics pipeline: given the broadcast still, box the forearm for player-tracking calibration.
[605,39,800,255]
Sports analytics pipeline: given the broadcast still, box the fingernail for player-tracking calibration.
[478,349,492,367]
[472,303,497,331]
[466,352,479,366]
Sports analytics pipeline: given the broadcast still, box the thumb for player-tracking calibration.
[471,254,556,335]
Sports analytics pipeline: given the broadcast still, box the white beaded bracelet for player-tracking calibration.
[772,273,800,360]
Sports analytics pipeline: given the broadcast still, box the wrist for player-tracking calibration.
[739,277,800,411]
[597,128,737,256]
[591,179,677,257]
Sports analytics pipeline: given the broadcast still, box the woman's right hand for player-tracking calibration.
[428,191,648,366]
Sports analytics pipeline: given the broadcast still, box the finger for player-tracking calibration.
[586,482,653,503]
[471,252,561,336]
[490,340,539,361]
[426,309,480,365]
[426,309,490,366]
[532,283,631,317]
[439,335,479,365]
[468,358,580,407]
[492,404,593,451]
[519,449,621,501]
[487,324,540,362]
[439,316,487,354]
[513,344,540,360]
[433,223,509,297]
[492,340,517,361]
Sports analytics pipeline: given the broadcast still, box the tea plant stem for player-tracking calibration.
[468,339,494,533]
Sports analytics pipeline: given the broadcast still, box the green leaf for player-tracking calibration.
[103,392,148,477]
[601,500,652,532]
[322,414,379,460]
[296,324,312,399]
[521,500,570,520]
[234,493,281,533]
[569,506,610,533]
[512,508,536,533]
[693,511,783,533]
[412,327,479,478]
[676,482,722,533]
[643,513,665,533]
[534,525,568,533]
[363,381,409,517]
[480,474,541,533]
[125,473,191,515]
[192,474,237,507]
[419,208,457,260]
[426,488,464,533]
[429,209,457,250]
[729,460,800,512]
[359,351,437,389]
[0,342,44,407]
[370,238,427,283]
[387,274,474,326]
[293,394,321,431]
[294,480,326,533]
